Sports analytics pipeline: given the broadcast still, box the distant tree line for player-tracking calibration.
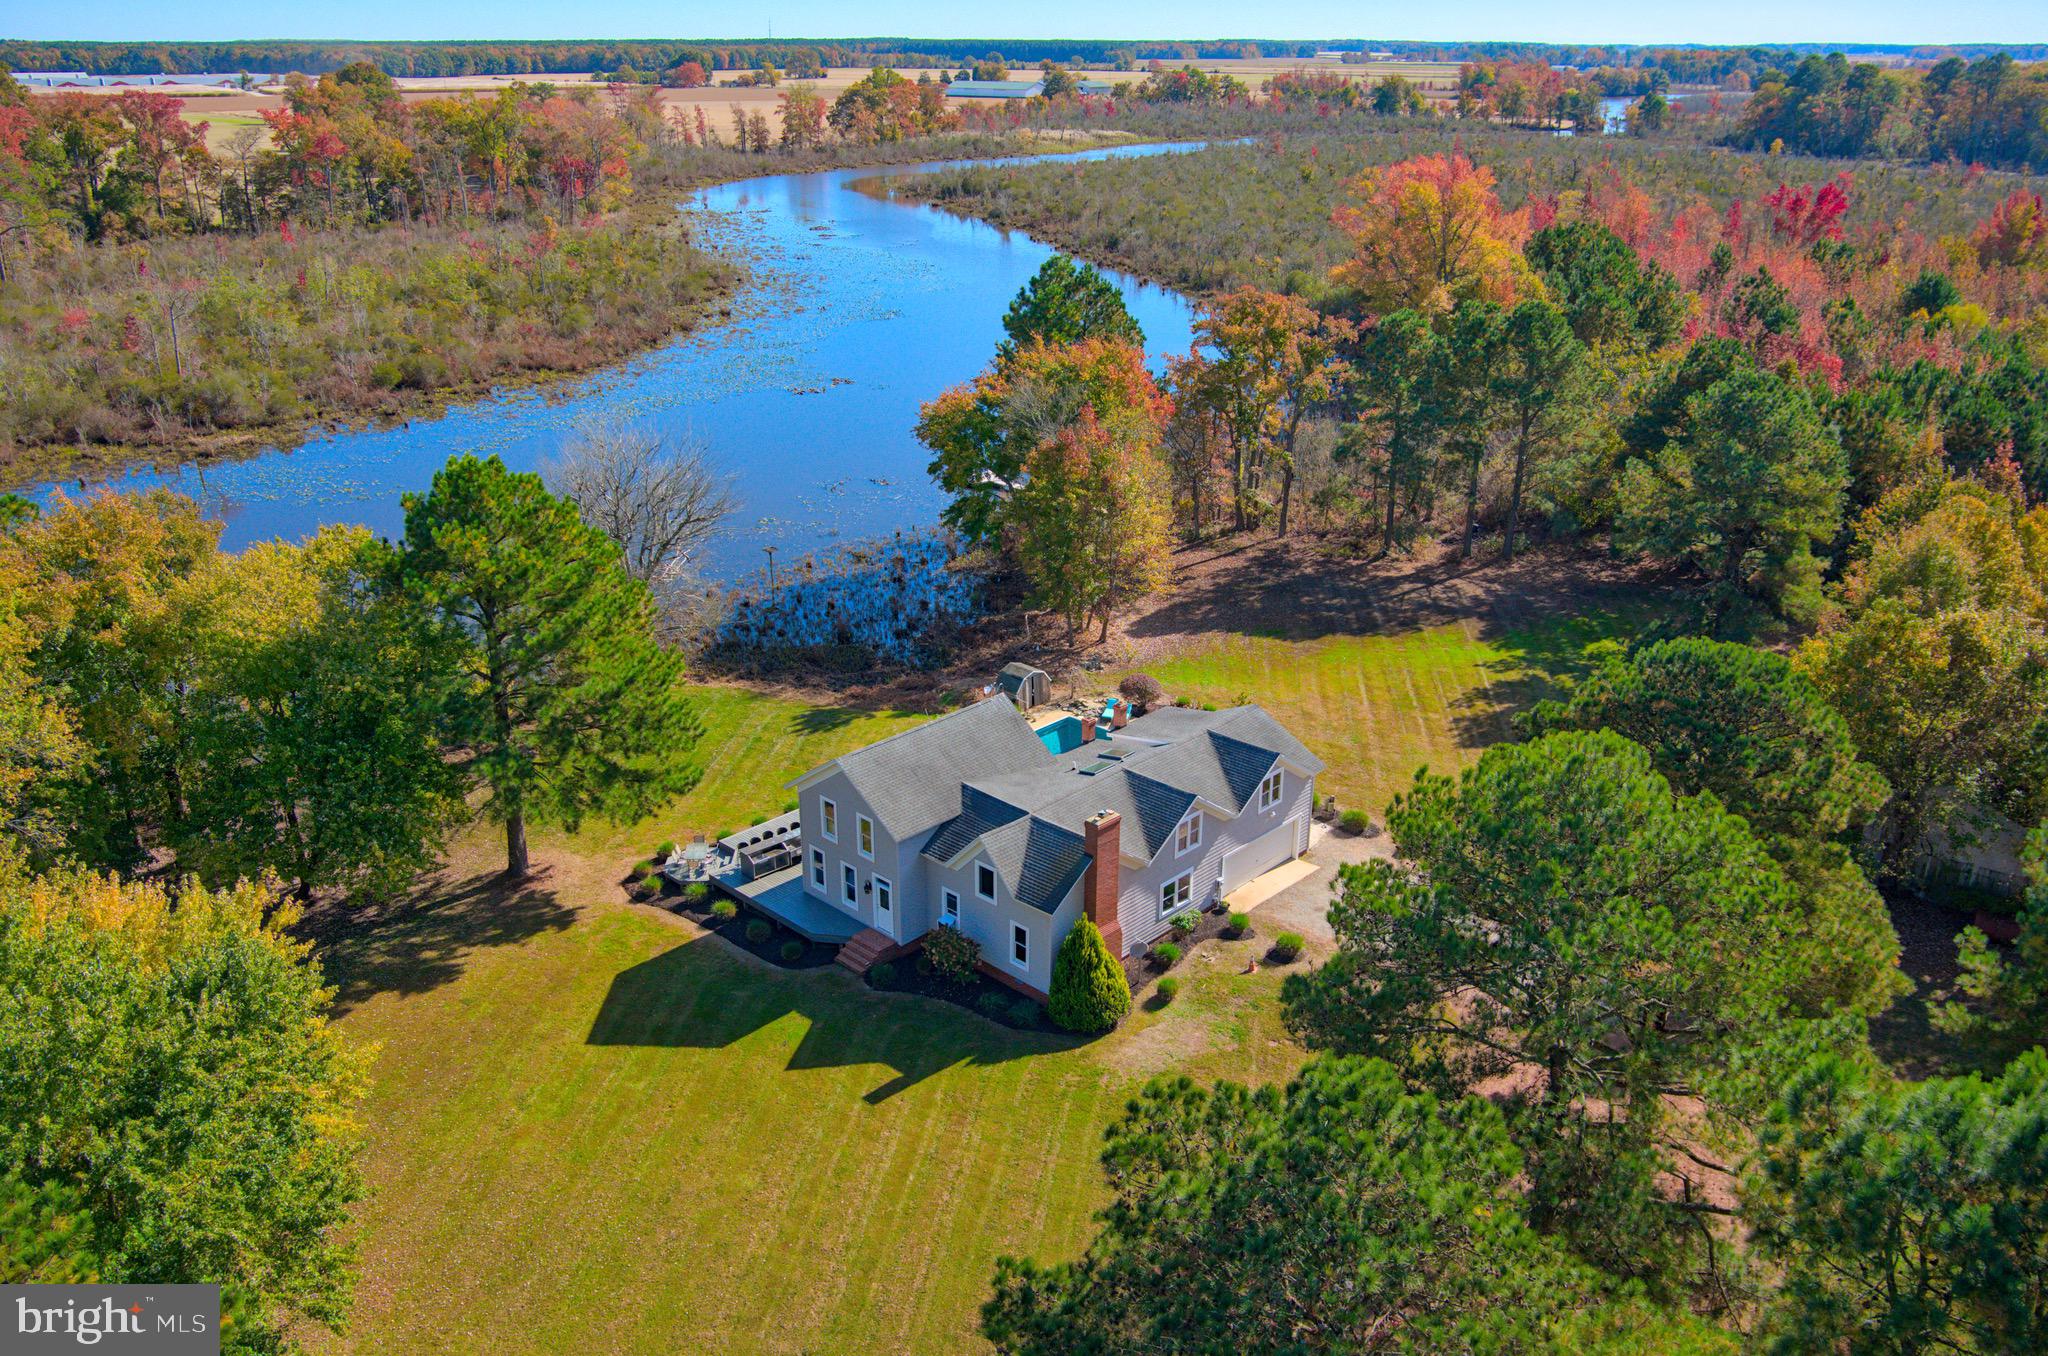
[7,38,2043,81]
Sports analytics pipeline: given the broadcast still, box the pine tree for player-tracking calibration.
[1047,918,1130,1033]
[392,454,701,877]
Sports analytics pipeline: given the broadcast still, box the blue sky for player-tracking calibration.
[6,0,2042,47]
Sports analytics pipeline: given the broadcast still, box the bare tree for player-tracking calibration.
[545,417,738,636]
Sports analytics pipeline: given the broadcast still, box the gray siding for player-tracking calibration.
[800,769,924,943]
[921,849,1078,994]
[1115,767,1315,953]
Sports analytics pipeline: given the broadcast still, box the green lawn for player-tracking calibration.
[317,880,1300,1355]
[568,684,929,863]
[1140,608,1653,819]
[319,606,1660,1353]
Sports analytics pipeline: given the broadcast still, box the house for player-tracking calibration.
[784,696,1321,998]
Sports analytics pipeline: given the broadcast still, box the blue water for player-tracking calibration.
[36,142,1204,578]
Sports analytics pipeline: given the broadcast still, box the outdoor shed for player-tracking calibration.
[997,662,1051,711]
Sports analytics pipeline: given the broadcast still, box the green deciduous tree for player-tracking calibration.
[0,857,368,1346]
[1616,365,1846,619]
[998,254,1143,362]
[984,1056,1606,1354]
[919,339,1169,546]
[174,527,467,901]
[1,490,220,871]
[1747,1050,2048,1354]
[1285,731,1859,1283]
[1047,917,1129,1033]
[392,454,701,877]
[1799,599,2048,868]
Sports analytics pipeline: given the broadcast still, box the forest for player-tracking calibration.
[906,144,2048,1347]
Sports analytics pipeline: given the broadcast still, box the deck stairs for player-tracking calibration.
[835,927,898,974]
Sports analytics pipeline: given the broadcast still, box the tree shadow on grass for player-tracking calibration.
[790,704,874,737]
[1444,603,1671,753]
[586,932,1084,1103]
[312,871,578,1019]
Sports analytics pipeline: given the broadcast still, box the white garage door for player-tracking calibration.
[1221,817,1303,895]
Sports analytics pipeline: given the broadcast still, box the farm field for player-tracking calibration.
[31,55,1460,147]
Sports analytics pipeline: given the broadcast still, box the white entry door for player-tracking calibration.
[872,875,894,938]
[1221,818,1303,895]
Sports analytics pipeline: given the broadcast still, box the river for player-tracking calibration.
[40,142,1203,579]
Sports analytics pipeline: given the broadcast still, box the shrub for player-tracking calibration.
[745,918,773,944]
[1200,702,1218,712]
[656,840,677,858]
[639,872,662,892]
[1174,696,1192,708]
[1340,808,1372,834]
[1170,911,1198,937]
[710,898,737,920]
[1272,931,1305,962]
[683,881,711,903]
[1009,997,1043,1027]
[924,923,982,985]
[1119,672,1166,705]
[871,961,897,986]
[779,939,804,963]
[976,989,1012,1018]
[1048,918,1132,1033]
[1156,976,1182,1001]
[1151,942,1182,969]
[750,814,768,826]
[1226,910,1252,936]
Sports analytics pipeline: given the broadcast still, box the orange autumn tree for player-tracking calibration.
[1331,152,1536,316]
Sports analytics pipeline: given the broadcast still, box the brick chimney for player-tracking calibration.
[1080,713,1096,744]
[1082,811,1124,957]
[1111,699,1128,729]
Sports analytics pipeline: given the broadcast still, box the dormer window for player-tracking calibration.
[1259,770,1283,811]
[1175,810,1202,856]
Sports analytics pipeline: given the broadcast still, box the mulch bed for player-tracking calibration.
[1126,904,1309,1002]
[865,950,1050,1032]
[650,879,838,971]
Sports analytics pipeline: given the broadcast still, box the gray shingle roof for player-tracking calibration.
[797,697,1047,840]
[976,816,1091,913]
[830,702,1319,914]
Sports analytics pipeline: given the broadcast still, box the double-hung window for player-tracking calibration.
[1160,871,1193,918]
[810,847,825,889]
[857,814,874,860]
[1011,923,1029,969]
[940,889,960,926]
[976,862,997,902]
[842,863,858,906]
[1259,769,1283,812]
[820,798,838,842]
[1175,810,1202,856]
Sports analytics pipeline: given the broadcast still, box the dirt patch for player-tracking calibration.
[1869,886,1984,1079]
